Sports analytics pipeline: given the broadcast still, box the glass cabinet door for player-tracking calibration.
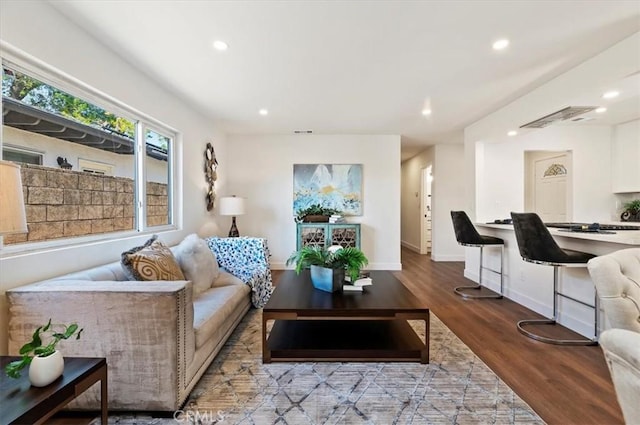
[298,225,326,248]
[329,226,358,247]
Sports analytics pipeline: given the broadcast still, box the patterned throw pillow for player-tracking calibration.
[121,235,185,281]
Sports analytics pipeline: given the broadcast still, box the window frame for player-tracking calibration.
[0,45,180,255]
[78,158,115,176]
[2,144,44,165]
[142,124,175,228]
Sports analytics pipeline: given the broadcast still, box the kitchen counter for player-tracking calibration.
[476,223,640,246]
[463,222,638,339]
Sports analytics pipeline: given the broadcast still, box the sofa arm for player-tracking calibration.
[7,279,195,411]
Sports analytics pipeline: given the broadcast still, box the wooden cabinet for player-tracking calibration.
[612,120,640,193]
[296,223,361,250]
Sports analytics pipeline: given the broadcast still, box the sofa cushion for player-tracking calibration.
[193,281,250,348]
[212,270,245,288]
[174,234,220,298]
[121,235,185,281]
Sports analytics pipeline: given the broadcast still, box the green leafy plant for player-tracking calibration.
[295,204,340,222]
[5,319,83,379]
[623,200,640,214]
[286,245,369,282]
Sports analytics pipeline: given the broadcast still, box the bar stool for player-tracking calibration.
[450,211,504,299]
[510,212,598,345]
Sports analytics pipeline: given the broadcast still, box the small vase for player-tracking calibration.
[29,350,64,387]
[310,265,344,293]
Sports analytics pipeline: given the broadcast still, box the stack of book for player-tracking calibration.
[329,214,345,223]
[343,273,372,292]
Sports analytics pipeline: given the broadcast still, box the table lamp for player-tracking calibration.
[219,196,246,237]
[0,160,28,244]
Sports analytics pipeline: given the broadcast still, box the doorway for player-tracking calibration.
[421,166,433,254]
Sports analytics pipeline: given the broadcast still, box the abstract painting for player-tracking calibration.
[293,164,362,215]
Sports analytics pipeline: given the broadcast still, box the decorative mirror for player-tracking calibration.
[204,142,218,211]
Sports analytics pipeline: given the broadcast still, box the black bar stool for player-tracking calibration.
[450,211,504,299]
[510,212,598,345]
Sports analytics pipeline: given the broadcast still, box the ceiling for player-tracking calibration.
[50,1,640,160]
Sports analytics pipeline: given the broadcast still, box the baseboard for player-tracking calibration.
[400,241,421,253]
[432,254,464,262]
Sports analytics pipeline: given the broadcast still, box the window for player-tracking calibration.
[2,144,43,165]
[145,128,172,227]
[78,159,115,176]
[1,61,177,248]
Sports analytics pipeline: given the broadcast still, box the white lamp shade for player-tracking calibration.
[218,196,246,216]
[0,160,28,235]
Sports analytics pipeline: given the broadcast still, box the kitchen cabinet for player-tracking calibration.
[612,119,640,193]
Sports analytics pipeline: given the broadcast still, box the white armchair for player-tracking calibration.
[588,248,640,424]
[599,329,640,425]
[587,248,640,332]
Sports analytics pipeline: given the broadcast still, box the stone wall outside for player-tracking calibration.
[4,164,168,245]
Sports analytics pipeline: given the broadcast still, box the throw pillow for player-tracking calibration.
[173,234,220,298]
[121,235,185,281]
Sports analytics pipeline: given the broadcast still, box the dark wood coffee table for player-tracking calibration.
[0,356,107,425]
[263,270,429,363]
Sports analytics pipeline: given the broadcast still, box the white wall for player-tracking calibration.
[225,134,402,270]
[431,144,466,261]
[476,125,614,222]
[400,142,466,261]
[0,1,227,353]
[400,147,433,252]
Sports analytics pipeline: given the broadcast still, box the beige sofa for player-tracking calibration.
[587,248,640,424]
[6,234,263,411]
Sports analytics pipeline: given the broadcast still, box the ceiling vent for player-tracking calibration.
[520,106,597,129]
[294,130,313,134]
[570,116,595,123]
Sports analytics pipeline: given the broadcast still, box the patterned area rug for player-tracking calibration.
[102,309,544,424]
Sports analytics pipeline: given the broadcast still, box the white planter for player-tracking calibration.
[29,350,64,387]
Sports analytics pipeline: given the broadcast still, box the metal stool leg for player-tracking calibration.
[517,265,598,345]
[455,245,503,299]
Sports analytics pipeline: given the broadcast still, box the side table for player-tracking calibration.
[0,356,107,425]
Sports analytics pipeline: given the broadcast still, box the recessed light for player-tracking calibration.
[259,109,268,116]
[595,107,607,113]
[507,130,517,136]
[602,90,619,99]
[492,39,510,50]
[421,109,432,116]
[213,40,228,51]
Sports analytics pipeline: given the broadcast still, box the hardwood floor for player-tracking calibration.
[387,247,623,425]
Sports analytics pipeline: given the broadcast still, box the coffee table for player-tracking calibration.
[0,356,107,425]
[262,270,429,363]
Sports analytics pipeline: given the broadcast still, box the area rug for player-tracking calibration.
[101,309,544,424]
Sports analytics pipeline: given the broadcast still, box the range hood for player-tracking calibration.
[520,106,597,129]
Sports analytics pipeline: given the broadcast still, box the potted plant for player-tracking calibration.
[621,200,640,222]
[5,319,83,386]
[286,245,369,292]
[295,204,340,223]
